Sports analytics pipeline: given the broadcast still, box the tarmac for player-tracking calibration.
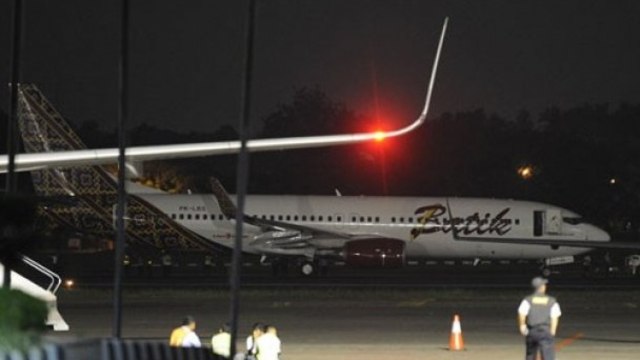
[51,285,640,360]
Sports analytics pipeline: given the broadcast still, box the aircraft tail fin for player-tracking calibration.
[16,84,113,198]
[18,84,89,153]
[16,85,221,252]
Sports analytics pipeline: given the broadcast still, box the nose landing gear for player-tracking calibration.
[301,262,314,276]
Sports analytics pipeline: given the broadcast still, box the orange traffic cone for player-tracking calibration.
[449,314,465,351]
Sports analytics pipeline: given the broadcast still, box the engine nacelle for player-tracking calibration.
[343,239,405,267]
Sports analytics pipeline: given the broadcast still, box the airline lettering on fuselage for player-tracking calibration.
[410,204,512,239]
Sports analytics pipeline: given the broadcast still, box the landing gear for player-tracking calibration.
[267,257,330,278]
[300,262,315,276]
[299,259,329,277]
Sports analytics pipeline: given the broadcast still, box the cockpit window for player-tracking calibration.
[563,217,584,225]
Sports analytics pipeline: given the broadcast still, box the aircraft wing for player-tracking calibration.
[0,17,448,174]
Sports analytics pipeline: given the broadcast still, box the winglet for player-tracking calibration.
[419,17,448,124]
[386,16,448,137]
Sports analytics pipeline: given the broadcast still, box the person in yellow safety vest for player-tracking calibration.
[255,325,281,360]
[169,316,202,347]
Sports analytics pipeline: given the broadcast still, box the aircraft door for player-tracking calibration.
[533,209,563,236]
[534,211,543,236]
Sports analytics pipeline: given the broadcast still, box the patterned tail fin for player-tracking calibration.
[18,84,89,152]
[17,84,105,197]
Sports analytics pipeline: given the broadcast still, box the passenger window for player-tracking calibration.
[187,214,192,220]
[352,216,356,222]
[337,216,342,222]
[375,217,380,223]
[399,217,404,223]
[302,216,307,221]
[391,217,396,223]
[219,214,224,220]
[195,214,200,220]
[360,217,365,222]
[171,214,176,220]
[318,216,323,221]
[286,215,291,221]
[408,217,413,223]
[294,216,299,221]
[367,216,372,222]
[310,216,315,221]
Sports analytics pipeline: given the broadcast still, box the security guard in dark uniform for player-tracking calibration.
[517,277,561,360]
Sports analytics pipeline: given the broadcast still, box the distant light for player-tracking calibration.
[517,165,534,180]
[374,131,386,142]
[609,178,617,185]
[64,279,75,289]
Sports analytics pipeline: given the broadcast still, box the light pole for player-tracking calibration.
[228,0,257,356]
[3,0,24,289]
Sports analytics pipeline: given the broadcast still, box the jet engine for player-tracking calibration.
[343,239,405,267]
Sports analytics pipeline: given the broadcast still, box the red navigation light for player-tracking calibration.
[374,131,386,142]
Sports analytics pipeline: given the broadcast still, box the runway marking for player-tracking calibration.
[556,332,584,351]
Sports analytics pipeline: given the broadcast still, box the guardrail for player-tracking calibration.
[21,255,62,293]
[1,339,222,360]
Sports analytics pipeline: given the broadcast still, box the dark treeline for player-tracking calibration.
[1,88,639,234]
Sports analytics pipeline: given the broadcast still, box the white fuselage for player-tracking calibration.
[138,194,609,260]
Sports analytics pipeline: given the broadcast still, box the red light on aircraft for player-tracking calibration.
[374,131,386,142]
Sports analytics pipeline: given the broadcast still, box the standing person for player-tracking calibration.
[169,316,201,347]
[211,322,232,359]
[255,325,281,360]
[245,322,264,360]
[517,277,562,360]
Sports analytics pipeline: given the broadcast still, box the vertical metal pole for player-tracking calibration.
[229,0,257,356]
[3,0,24,289]
[112,0,129,338]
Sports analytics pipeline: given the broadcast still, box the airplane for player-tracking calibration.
[10,83,640,278]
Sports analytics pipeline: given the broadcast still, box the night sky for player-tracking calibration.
[1,0,639,136]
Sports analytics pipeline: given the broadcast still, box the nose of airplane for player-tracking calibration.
[585,224,611,242]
